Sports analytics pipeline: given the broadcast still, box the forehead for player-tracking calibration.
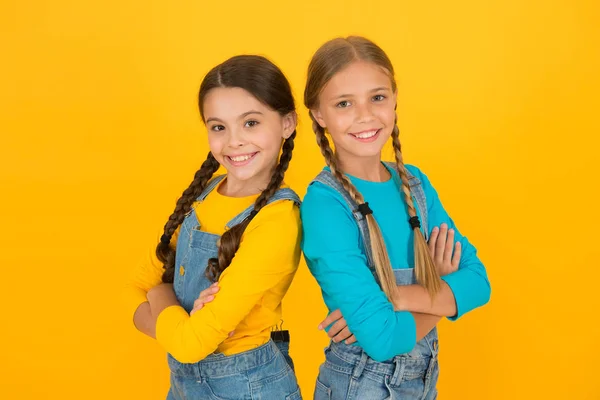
[320,61,393,99]
[202,87,271,119]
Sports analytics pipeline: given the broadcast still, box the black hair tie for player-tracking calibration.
[248,209,258,220]
[409,216,421,229]
[160,234,171,244]
[357,202,373,216]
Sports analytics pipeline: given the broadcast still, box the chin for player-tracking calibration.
[227,169,258,182]
[344,143,386,158]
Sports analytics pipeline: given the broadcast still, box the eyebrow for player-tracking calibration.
[239,110,263,119]
[332,87,391,100]
[206,110,263,124]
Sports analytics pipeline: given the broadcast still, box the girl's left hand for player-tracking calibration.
[191,282,220,315]
[190,282,235,338]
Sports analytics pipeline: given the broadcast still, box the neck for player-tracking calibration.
[336,152,389,182]
[219,168,275,198]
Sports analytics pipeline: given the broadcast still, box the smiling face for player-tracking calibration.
[202,87,295,192]
[311,61,397,166]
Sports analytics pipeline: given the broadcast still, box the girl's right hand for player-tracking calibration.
[428,223,461,276]
[318,309,356,345]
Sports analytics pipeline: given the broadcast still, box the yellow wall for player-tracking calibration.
[1,0,599,398]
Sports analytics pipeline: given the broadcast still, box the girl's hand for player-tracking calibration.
[428,223,461,276]
[191,282,220,315]
[316,225,461,344]
[190,283,235,337]
[318,309,356,345]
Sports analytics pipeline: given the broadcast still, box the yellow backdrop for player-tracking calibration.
[1,0,599,399]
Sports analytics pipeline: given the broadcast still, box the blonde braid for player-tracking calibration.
[391,123,441,298]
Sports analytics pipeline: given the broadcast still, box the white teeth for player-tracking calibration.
[230,154,253,162]
[354,130,378,139]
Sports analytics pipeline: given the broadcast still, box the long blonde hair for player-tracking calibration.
[304,37,441,300]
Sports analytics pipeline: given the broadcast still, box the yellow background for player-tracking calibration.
[1,0,599,399]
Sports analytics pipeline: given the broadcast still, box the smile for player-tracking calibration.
[349,129,381,142]
[226,152,258,166]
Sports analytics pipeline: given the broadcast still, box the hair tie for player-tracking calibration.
[409,216,421,229]
[160,234,171,245]
[357,202,373,216]
[248,209,258,220]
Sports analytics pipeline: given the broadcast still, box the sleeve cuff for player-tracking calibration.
[124,289,151,327]
[441,268,486,321]
[392,311,417,353]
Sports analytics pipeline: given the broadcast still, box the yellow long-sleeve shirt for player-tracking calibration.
[125,182,301,363]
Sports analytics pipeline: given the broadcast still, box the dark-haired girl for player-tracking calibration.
[126,55,302,400]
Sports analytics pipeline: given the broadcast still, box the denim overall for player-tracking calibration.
[312,162,439,400]
[166,175,302,400]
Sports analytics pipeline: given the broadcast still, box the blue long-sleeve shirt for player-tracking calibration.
[301,164,491,362]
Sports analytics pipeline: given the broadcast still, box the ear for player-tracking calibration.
[281,111,297,139]
[310,109,327,129]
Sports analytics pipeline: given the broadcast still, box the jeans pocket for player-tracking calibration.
[249,357,300,399]
[203,375,250,400]
[314,378,331,400]
[285,387,303,400]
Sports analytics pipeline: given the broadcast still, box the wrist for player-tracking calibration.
[392,285,409,311]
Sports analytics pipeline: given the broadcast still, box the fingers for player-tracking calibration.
[191,284,220,315]
[196,283,219,306]
[443,228,455,265]
[435,224,448,265]
[191,299,203,315]
[345,335,357,345]
[199,294,215,304]
[327,318,348,339]
[199,283,220,299]
[451,241,462,270]
[332,326,352,343]
[428,226,439,256]
[318,309,342,330]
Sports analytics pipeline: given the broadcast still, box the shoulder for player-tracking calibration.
[247,193,301,238]
[301,174,355,221]
[404,164,437,193]
[404,164,425,181]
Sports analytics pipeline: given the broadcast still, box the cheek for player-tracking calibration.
[255,129,282,153]
[323,111,352,135]
[327,128,349,146]
[207,135,224,155]
[380,108,396,125]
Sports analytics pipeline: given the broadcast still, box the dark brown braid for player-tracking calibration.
[159,152,220,283]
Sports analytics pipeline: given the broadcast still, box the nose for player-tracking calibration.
[226,127,246,148]
[355,101,375,124]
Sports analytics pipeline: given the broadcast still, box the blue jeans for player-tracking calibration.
[167,340,301,400]
[314,335,438,400]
